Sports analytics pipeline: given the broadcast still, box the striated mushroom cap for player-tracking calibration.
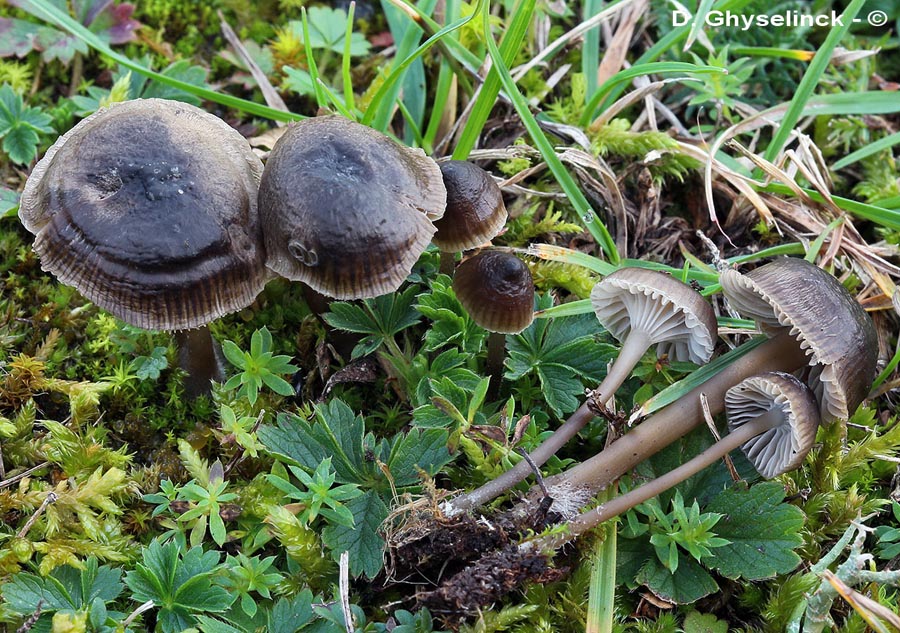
[720,258,877,423]
[590,268,718,365]
[258,116,446,299]
[432,161,507,252]
[453,250,534,334]
[19,98,268,331]
[725,372,820,479]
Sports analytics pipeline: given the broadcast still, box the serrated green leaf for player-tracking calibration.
[387,428,452,487]
[634,552,719,604]
[267,591,317,633]
[704,482,804,580]
[535,364,585,417]
[1,186,19,217]
[321,491,389,578]
[2,123,40,164]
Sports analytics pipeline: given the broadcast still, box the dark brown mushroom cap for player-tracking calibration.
[719,258,877,423]
[590,268,717,364]
[432,161,507,252]
[19,98,268,331]
[258,116,446,299]
[725,372,819,478]
[453,251,534,334]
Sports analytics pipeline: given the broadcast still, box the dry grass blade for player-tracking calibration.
[218,10,289,122]
[595,0,647,87]
[822,570,900,633]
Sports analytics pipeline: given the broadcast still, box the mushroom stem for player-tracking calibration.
[562,407,783,545]
[439,251,456,276]
[542,332,809,497]
[486,331,508,393]
[453,330,652,511]
[175,327,225,399]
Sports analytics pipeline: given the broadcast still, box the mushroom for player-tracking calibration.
[258,115,446,300]
[450,267,717,512]
[452,250,534,384]
[562,372,819,539]
[19,98,268,397]
[533,257,876,505]
[425,371,821,610]
[432,160,507,274]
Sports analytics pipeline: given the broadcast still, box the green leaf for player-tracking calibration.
[321,491,389,578]
[704,482,804,581]
[0,557,123,615]
[0,186,19,217]
[634,552,719,604]
[386,428,452,487]
[132,346,169,381]
[683,612,729,633]
[267,591,317,633]
[2,123,40,164]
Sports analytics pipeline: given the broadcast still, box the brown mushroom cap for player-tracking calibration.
[432,161,507,252]
[725,372,819,478]
[590,268,718,364]
[453,251,534,334]
[19,98,268,331]
[258,116,446,299]
[720,258,877,423]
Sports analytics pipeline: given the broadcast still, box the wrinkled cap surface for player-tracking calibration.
[19,98,268,331]
[720,258,877,423]
[590,267,717,364]
[725,371,819,478]
[432,160,507,252]
[453,250,534,334]
[258,116,446,299]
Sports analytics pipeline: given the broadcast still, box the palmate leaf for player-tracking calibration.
[321,491,389,578]
[506,294,616,416]
[125,539,234,633]
[704,482,804,580]
[1,557,123,615]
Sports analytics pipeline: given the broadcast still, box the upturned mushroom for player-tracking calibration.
[19,98,268,397]
[433,160,507,274]
[452,250,534,382]
[450,267,717,513]
[422,372,821,613]
[535,257,876,505]
[564,371,819,537]
[258,115,446,300]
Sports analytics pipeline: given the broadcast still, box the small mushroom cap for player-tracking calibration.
[432,161,507,252]
[453,251,534,334]
[719,258,877,423]
[725,372,820,479]
[590,268,717,364]
[19,98,268,331]
[258,116,446,299]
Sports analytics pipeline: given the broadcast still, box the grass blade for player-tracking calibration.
[763,0,868,162]
[832,131,900,170]
[453,0,537,159]
[481,12,620,263]
[18,0,300,123]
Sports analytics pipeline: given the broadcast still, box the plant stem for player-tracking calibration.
[541,332,808,497]
[451,330,651,512]
[175,327,224,399]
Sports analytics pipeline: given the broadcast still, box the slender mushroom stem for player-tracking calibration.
[449,332,808,514]
[486,331,508,392]
[561,407,783,546]
[439,251,456,276]
[175,326,225,399]
[453,329,652,511]
[541,332,809,497]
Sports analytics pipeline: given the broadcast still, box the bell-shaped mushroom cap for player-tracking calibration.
[432,161,507,252]
[258,115,446,299]
[19,98,268,331]
[719,258,877,423]
[590,268,717,364]
[453,251,534,334]
[725,372,819,478]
